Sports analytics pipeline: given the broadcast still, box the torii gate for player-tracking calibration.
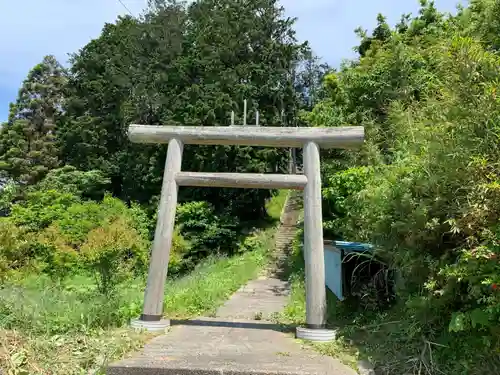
[128,124,364,341]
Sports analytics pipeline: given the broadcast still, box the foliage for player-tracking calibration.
[33,165,111,201]
[297,1,500,372]
[167,228,191,275]
[2,190,151,285]
[0,220,34,281]
[58,0,312,221]
[322,167,373,239]
[9,190,80,231]
[265,189,289,222]
[80,218,148,295]
[0,220,279,374]
[0,56,66,185]
[176,201,239,260]
[0,180,18,216]
[237,234,263,254]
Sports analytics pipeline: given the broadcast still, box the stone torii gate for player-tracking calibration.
[128,124,364,341]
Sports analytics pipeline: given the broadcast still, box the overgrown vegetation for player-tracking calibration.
[277,0,500,374]
[3,0,500,373]
[0,0,306,372]
[0,181,283,374]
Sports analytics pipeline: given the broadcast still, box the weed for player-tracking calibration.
[265,190,289,222]
[0,182,287,374]
[277,239,500,375]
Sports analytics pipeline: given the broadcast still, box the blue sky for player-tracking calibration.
[0,0,463,121]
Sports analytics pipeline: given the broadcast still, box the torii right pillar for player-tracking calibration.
[295,141,332,341]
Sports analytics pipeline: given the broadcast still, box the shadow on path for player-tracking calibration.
[171,318,296,333]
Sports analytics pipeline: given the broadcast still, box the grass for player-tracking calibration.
[276,237,500,375]
[0,327,151,375]
[0,230,274,374]
[265,189,289,222]
[0,193,286,375]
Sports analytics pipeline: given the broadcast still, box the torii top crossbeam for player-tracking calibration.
[128,125,364,149]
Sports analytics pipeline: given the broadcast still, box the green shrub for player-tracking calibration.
[4,193,151,283]
[34,225,81,281]
[304,14,500,369]
[0,219,37,279]
[55,195,151,246]
[322,166,374,239]
[319,35,500,340]
[237,233,263,254]
[10,190,80,231]
[176,201,238,259]
[168,228,191,275]
[32,165,111,200]
[0,180,18,216]
[80,218,148,295]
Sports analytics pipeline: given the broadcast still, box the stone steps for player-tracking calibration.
[272,191,302,254]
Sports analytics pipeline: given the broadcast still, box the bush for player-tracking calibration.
[50,195,151,248]
[168,228,191,275]
[237,233,263,254]
[34,225,81,281]
[80,218,148,295]
[304,9,500,368]
[3,192,151,285]
[0,180,18,216]
[32,165,111,201]
[322,166,374,239]
[0,219,37,280]
[10,190,80,231]
[176,201,238,260]
[319,35,500,342]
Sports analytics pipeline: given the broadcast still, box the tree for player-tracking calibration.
[0,56,66,184]
[174,0,307,217]
[61,0,309,220]
[354,13,392,57]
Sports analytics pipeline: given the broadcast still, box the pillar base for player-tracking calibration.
[296,326,336,342]
[131,317,170,332]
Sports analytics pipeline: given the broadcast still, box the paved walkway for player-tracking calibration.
[215,275,289,321]
[107,193,357,375]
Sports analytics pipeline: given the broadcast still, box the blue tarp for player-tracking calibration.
[332,241,373,253]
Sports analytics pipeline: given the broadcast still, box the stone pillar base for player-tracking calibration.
[296,326,336,342]
[131,317,170,332]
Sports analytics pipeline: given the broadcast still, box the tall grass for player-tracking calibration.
[0,194,284,374]
[265,190,289,222]
[276,239,500,375]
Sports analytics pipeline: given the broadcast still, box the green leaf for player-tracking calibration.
[10,350,27,367]
[449,312,468,333]
[470,308,490,328]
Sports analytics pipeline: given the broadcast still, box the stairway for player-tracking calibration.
[267,190,302,274]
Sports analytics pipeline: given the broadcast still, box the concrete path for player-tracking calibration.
[107,192,357,375]
[107,317,356,375]
[215,276,289,321]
